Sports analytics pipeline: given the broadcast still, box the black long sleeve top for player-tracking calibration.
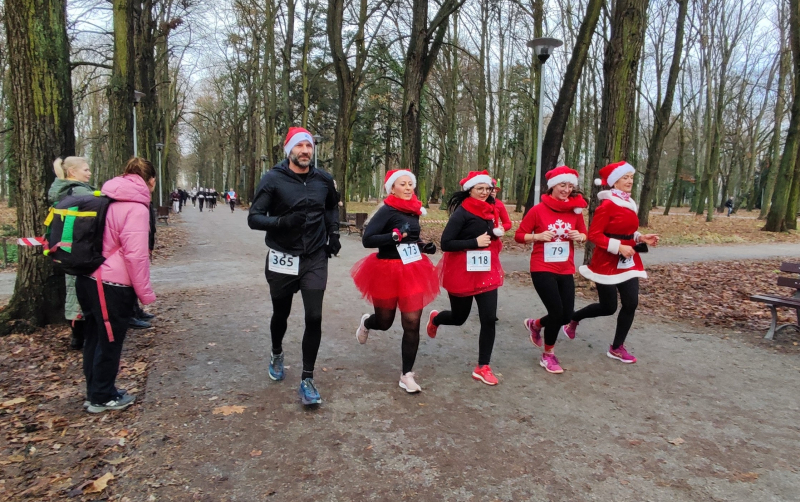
[440,205,497,252]
[361,204,421,259]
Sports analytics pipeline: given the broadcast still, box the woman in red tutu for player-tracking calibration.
[351,169,439,393]
[426,170,505,386]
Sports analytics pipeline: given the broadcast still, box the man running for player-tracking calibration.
[248,127,341,406]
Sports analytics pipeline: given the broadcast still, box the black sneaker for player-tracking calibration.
[84,389,127,409]
[128,318,152,329]
[138,311,156,320]
[86,393,135,413]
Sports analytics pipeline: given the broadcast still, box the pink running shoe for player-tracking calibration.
[524,318,543,347]
[607,345,637,363]
[562,320,579,340]
[426,310,439,338]
[540,353,564,374]
[471,365,499,386]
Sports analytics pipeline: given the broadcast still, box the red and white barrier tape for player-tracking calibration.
[18,237,46,246]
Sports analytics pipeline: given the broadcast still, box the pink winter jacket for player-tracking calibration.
[90,174,156,305]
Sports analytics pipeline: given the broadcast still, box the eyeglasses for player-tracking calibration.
[472,186,492,193]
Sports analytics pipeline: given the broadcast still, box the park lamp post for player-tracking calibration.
[132,90,145,157]
[260,154,267,179]
[526,37,563,206]
[155,142,164,206]
[313,135,323,170]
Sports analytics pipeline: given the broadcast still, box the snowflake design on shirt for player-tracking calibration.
[547,219,572,241]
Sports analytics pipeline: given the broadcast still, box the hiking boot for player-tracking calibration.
[128,318,151,329]
[86,393,135,413]
[562,320,579,340]
[269,352,285,381]
[540,353,564,374]
[84,389,127,409]
[399,372,421,393]
[426,310,439,338]
[298,378,322,405]
[471,365,499,386]
[524,318,543,347]
[356,314,370,344]
[607,345,637,364]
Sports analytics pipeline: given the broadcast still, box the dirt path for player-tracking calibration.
[106,207,800,501]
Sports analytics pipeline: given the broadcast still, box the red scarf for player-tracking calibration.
[462,196,499,226]
[384,194,423,216]
[541,193,588,213]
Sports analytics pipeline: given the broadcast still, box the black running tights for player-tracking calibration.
[434,289,497,366]
[365,308,422,374]
[270,289,324,380]
[572,278,639,349]
[530,272,575,347]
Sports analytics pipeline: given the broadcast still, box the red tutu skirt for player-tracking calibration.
[437,240,504,297]
[350,253,440,312]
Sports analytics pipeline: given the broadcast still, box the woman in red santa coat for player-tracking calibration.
[562,161,659,363]
[351,170,439,393]
[514,166,587,374]
[426,170,506,386]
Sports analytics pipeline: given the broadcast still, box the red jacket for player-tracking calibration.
[515,195,587,275]
[495,198,512,231]
[579,190,647,285]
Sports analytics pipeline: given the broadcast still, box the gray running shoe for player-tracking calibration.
[86,393,135,413]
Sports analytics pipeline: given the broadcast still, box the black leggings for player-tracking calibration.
[530,272,575,347]
[270,289,324,380]
[572,278,639,349]
[433,289,498,366]
[365,308,422,374]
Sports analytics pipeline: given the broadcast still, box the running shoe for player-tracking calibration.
[426,310,439,338]
[269,352,285,381]
[540,353,564,374]
[399,372,422,393]
[524,318,543,347]
[356,314,370,344]
[471,365,499,386]
[562,320,579,340]
[86,393,135,414]
[298,378,322,405]
[607,345,637,364]
[84,389,127,409]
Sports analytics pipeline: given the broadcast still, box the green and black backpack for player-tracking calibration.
[44,191,113,276]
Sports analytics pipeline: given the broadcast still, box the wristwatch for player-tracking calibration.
[392,228,401,242]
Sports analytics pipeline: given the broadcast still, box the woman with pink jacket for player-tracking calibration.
[76,158,157,413]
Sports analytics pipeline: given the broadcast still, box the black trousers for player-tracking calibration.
[572,278,639,348]
[199,198,204,211]
[270,289,324,381]
[76,276,136,404]
[530,272,575,346]
[433,289,498,366]
[229,200,235,212]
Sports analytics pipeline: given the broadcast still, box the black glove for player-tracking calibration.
[277,212,305,229]
[633,242,649,253]
[419,242,436,254]
[326,233,341,257]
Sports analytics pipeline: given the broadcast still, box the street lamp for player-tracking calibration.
[313,135,323,170]
[155,142,164,206]
[260,155,267,178]
[132,90,145,157]
[526,37,563,205]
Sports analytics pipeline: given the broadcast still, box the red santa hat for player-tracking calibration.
[284,127,315,157]
[460,170,493,191]
[546,166,579,188]
[384,169,417,194]
[595,161,635,187]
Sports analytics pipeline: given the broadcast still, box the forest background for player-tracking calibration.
[2,0,800,333]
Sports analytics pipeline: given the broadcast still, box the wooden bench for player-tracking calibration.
[156,206,170,224]
[750,262,800,340]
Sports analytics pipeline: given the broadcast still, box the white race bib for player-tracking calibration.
[268,249,300,275]
[396,243,422,265]
[466,250,492,272]
[543,241,569,263]
[617,254,635,270]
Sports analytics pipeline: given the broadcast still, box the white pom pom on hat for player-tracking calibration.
[493,227,504,237]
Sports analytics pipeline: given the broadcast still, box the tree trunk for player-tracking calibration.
[2,0,75,334]
[637,0,688,225]
[108,0,135,171]
[760,44,790,218]
[664,118,685,215]
[281,0,296,129]
[584,0,649,265]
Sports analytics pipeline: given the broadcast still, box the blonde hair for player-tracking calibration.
[53,157,89,180]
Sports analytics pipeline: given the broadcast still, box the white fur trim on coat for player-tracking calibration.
[578,265,648,285]
[597,190,638,213]
[607,238,621,255]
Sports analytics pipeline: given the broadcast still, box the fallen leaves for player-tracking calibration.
[1,397,27,407]
[84,472,114,494]
[668,437,685,446]
[250,450,262,457]
[212,405,247,416]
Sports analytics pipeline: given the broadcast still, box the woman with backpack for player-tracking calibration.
[75,157,157,413]
[48,157,96,350]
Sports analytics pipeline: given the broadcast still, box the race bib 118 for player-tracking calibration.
[466,250,491,272]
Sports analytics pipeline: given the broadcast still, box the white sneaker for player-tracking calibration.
[399,372,421,393]
[356,314,370,344]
